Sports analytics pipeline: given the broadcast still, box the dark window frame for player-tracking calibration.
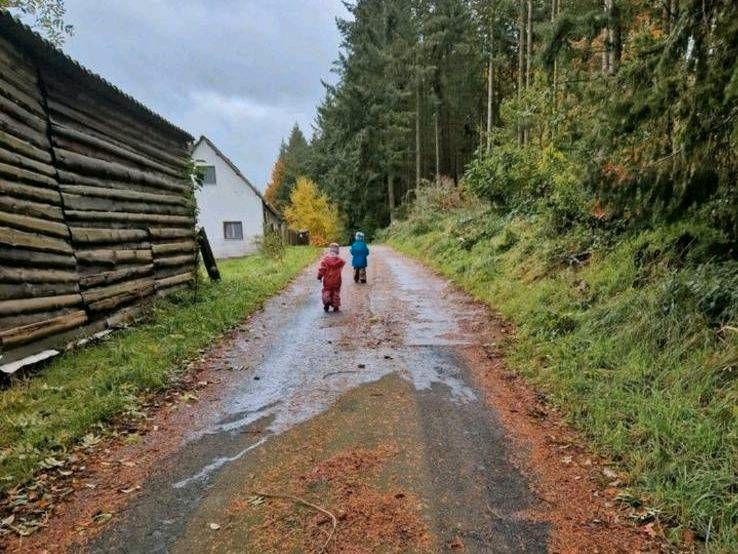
[223,221,244,240]
[201,165,216,185]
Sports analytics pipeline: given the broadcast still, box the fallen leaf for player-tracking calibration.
[92,512,112,525]
[449,536,464,550]
[643,521,664,538]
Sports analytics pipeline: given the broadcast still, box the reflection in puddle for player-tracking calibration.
[174,249,482,489]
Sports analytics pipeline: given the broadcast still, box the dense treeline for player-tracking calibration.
[374,0,738,546]
[266,0,737,242]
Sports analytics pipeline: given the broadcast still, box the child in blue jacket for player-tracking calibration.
[350,231,369,283]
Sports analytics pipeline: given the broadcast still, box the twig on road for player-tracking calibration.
[322,370,359,379]
[254,491,338,553]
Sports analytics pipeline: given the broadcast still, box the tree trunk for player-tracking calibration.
[526,0,533,89]
[517,0,526,144]
[415,80,421,187]
[486,46,494,154]
[608,0,621,74]
[387,172,396,218]
[602,0,611,74]
[551,0,559,112]
[434,111,440,183]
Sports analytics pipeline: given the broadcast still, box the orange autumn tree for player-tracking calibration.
[283,177,343,246]
[264,156,286,211]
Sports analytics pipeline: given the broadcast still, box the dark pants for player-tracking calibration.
[354,267,367,283]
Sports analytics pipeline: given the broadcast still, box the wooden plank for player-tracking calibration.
[0,294,82,316]
[0,226,73,254]
[65,209,193,227]
[151,240,196,256]
[79,265,154,289]
[0,211,70,238]
[81,277,155,304]
[59,184,186,206]
[0,195,64,221]
[52,124,184,178]
[47,100,190,170]
[57,170,187,197]
[156,272,193,290]
[76,248,153,266]
[0,180,62,205]
[86,287,154,313]
[0,266,78,284]
[0,111,48,150]
[0,310,87,348]
[0,129,53,163]
[149,227,194,240]
[0,282,79,300]
[0,147,56,177]
[197,227,220,281]
[69,227,148,244]
[0,161,58,187]
[53,148,189,193]
[153,255,194,268]
[61,192,190,216]
[0,72,45,116]
[0,92,47,133]
[46,93,189,161]
[0,246,76,268]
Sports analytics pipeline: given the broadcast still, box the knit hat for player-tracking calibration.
[355,231,365,241]
[329,243,339,255]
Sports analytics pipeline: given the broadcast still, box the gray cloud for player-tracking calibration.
[59,0,348,187]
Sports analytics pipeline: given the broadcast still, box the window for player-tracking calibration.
[223,221,243,240]
[201,165,216,185]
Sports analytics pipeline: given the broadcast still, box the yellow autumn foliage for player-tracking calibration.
[284,177,343,246]
[264,156,286,211]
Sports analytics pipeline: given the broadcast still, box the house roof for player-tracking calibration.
[0,11,193,142]
[194,136,283,221]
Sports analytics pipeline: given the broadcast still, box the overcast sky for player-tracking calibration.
[56,0,348,189]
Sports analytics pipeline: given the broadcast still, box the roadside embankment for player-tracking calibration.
[382,188,737,549]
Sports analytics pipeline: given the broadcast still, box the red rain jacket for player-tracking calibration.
[318,255,345,290]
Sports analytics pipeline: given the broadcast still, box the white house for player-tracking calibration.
[193,136,283,259]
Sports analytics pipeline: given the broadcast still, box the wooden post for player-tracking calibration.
[197,227,220,281]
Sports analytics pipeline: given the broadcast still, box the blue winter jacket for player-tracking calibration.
[350,239,369,268]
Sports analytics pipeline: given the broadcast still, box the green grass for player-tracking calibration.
[0,247,318,494]
[383,206,737,549]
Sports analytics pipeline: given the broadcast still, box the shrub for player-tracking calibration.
[258,228,286,260]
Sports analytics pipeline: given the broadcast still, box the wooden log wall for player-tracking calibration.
[0,23,195,366]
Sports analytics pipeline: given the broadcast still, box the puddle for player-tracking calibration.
[89,247,497,553]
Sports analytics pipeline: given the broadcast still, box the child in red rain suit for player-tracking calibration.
[317,243,345,312]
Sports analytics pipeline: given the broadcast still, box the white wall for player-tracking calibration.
[193,141,264,259]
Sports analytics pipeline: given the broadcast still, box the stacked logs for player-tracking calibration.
[0,34,87,356]
[0,15,196,366]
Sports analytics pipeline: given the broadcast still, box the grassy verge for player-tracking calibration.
[0,246,318,494]
[382,199,737,548]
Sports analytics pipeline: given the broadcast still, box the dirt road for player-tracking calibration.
[15,246,657,552]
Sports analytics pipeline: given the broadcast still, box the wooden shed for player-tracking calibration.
[0,12,196,369]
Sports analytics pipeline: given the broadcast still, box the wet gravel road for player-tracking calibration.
[89,246,548,553]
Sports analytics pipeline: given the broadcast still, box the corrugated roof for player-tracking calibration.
[0,10,193,142]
